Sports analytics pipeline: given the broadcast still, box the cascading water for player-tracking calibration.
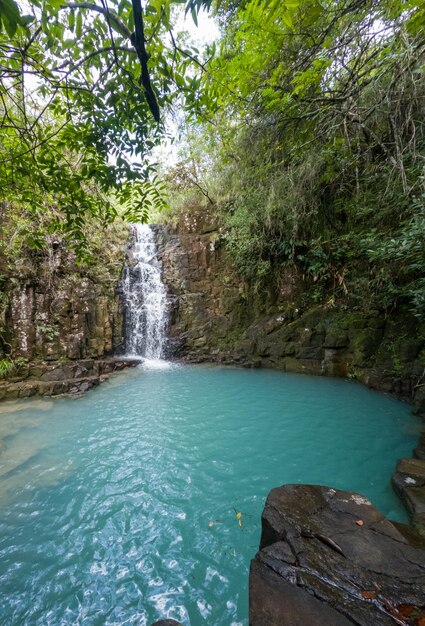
[121,224,168,359]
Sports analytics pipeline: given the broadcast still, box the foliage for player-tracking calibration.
[166,0,425,316]
[0,356,27,378]
[36,324,59,341]
[0,0,211,253]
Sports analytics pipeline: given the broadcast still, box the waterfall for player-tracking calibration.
[121,224,168,359]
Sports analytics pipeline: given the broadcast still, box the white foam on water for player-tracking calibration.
[140,359,176,370]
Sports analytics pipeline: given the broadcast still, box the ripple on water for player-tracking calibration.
[0,364,420,625]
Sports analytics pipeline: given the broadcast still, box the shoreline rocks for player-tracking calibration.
[392,457,425,531]
[250,484,425,626]
[0,357,140,399]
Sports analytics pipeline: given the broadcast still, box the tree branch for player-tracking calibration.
[62,2,132,38]
[62,0,160,121]
[55,45,135,74]
[130,0,160,122]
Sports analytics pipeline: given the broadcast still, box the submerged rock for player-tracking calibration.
[250,484,425,625]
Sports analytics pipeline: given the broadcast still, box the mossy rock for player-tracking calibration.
[348,326,384,367]
[324,323,348,348]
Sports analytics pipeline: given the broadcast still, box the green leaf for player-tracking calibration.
[76,11,82,37]
[0,0,21,37]
[69,9,75,32]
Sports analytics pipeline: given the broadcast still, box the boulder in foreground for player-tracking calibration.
[250,484,425,625]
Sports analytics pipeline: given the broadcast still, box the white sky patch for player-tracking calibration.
[176,7,220,46]
[153,8,220,167]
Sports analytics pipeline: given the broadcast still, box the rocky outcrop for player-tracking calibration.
[0,223,131,397]
[237,308,425,405]
[157,225,425,412]
[0,358,139,399]
[392,458,425,530]
[0,223,128,364]
[250,484,425,625]
[156,224,250,359]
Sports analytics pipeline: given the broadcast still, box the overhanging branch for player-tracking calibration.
[130,0,160,122]
[61,0,160,121]
[62,2,132,38]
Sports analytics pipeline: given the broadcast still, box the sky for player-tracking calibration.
[177,7,220,46]
[152,8,220,166]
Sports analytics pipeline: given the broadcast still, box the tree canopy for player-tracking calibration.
[0,0,211,253]
[166,0,425,316]
[1,0,424,317]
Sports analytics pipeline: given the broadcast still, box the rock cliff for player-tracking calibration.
[157,224,425,415]
[0,222,131,396]
[1,220,424,413]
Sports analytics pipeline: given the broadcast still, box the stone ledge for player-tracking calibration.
[250,484,425,626]
[0,357,140,400]
[392,456,425,529]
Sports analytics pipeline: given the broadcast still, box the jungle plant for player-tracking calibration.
[0,0,213,252]
[165,0,425,314]
[0,356,27,378]
[36,324,60,342]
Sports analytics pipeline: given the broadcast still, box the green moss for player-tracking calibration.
[215,326,245,352]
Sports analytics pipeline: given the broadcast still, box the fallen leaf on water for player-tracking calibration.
[355,520,364,526]
[360,591,377,600]
[236,512,242,519]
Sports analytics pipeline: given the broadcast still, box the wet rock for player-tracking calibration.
[250,484,425,626]
[324,323,348,348]
[150,621,183,626]
[413,387,425,418]
[392,458,425,528]
[396,458,425,481]
[0,358,139,399]
[250,558,353,626]
[414,432,425,460]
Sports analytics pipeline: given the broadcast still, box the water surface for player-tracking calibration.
[0,365,419,625]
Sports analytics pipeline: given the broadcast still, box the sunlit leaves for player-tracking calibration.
[182,0,425,317]
[0,0,214,254]
[0,0,23,36]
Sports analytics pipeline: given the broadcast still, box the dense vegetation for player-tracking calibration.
[0,0,208,256]
[167,0,425,318]
[1,0,424,319]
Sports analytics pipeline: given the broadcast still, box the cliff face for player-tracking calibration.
[5,272,123,362]
[1,220,424,413]
[157,223,425,415]
[0,223,133,397]
[0,229,127,363]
